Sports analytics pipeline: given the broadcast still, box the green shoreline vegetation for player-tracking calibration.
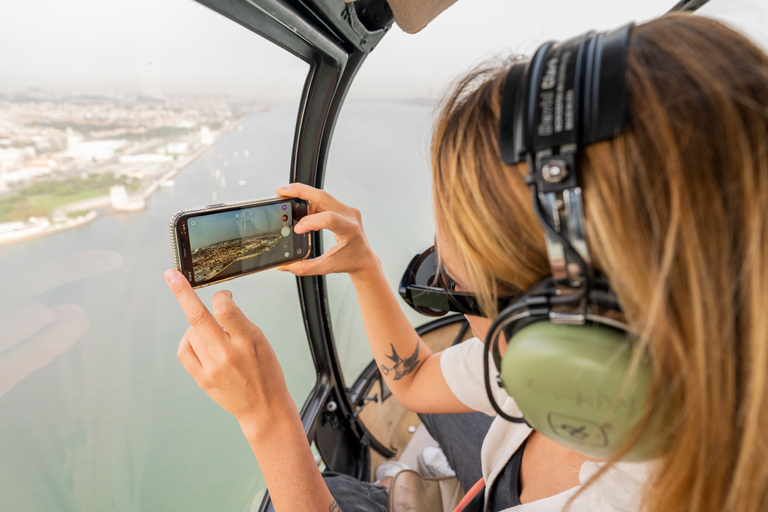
[0,175,140,222]
[33,122,196,141]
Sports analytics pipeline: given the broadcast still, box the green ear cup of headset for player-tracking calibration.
[498,321,660,461]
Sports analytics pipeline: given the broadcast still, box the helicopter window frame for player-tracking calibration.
[191,0,397,496]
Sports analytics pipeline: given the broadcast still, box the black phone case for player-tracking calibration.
[168,196,311,289]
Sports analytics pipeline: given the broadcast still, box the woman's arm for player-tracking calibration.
[276,184,470,414]
[165,270,339,512]
[164,184,473,508]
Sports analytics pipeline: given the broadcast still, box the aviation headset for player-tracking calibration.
[487,23,661,461]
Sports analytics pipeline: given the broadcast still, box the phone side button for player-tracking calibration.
[206,203,225,207]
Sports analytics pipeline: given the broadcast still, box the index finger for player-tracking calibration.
[164,269,223,344]
[276,183,347,214]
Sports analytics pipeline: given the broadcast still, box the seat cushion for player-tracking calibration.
[387,469,464,512]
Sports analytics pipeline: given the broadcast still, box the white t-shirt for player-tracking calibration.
[440,337,654,512]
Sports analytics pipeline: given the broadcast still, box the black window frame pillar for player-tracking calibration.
[191,0,394,507]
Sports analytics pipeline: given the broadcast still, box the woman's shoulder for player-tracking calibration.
[499,459,656,512]
[440,337,513,416]
[574,459,657,511]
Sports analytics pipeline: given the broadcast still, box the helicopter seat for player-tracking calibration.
[388,469,464,512]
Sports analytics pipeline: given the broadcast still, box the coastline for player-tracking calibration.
[0,118,246,247]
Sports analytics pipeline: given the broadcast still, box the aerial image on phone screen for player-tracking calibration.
[187,202,294,282]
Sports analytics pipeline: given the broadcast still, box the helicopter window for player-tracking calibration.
[2,0,765,511]
[323,103,436,382]
[0,0,312,510]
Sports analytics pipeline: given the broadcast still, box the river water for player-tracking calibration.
[0,102,435,511]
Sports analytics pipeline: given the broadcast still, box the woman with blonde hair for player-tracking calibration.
[165,12,768,512]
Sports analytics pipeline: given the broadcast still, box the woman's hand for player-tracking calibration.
[276,183,379,279]
[165,269,341,511]
[164,269,293,431]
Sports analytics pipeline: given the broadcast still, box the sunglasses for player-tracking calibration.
[398,245,518,317]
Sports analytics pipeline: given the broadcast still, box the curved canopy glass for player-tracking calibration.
[0,0,764,510]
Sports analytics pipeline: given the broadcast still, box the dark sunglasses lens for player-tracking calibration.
[402,245,474,317]
[411,250,450,316]
[414,304,449,317]
[413,248,439,287]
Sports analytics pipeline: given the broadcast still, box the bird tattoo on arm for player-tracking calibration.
[380,342,420,380]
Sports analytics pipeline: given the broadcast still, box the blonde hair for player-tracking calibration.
[432,14,768,512]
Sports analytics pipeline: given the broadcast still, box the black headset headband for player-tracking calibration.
[484,24,641,432]
[496,24,633,297]
[498,24,632,171]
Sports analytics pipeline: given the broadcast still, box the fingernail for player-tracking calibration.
[225,290,233,299]
[164,269,181,284]
[276,185,289,193]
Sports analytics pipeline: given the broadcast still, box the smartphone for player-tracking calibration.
[169,196,310,288]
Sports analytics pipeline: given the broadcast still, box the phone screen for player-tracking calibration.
[184,200,303,285]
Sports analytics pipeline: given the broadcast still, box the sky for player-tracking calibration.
[0,0,766,101]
